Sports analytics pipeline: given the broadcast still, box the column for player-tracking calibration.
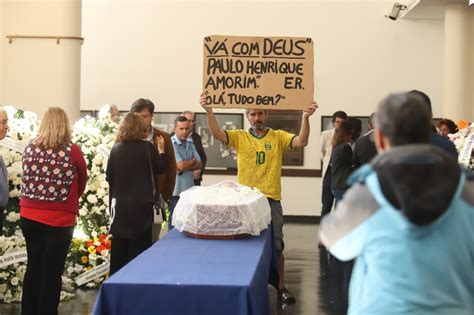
[443,4,474,122]
[2,0,82,122]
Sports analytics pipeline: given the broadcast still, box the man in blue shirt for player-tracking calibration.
[169,116,201,229]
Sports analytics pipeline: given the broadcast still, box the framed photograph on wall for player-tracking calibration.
[153,112,181,134]
[266,110,304,166]
[195,113,244,168]
[80,110,96,118]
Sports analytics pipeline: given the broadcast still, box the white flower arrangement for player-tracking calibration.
[63,108,118,290]
[0,231,27,303]
[449,122,474,171]
[72,110,118,240]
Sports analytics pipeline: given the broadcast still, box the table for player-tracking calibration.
[93,227,273,315]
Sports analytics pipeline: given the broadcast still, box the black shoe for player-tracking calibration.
[277,287,296,304]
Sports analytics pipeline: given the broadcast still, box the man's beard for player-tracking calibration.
[253,122,265,130]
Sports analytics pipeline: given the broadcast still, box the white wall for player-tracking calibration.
[1,0,82,121]
[81,0,444,216]
[443,4,474,122]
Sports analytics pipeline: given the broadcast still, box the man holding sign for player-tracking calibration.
[201,34,317,304]
[200,94,317,304]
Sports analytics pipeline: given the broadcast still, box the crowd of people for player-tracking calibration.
[319,91,473,315]
[0,88,471,315]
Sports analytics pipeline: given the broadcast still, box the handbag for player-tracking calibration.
[145,142,166,224]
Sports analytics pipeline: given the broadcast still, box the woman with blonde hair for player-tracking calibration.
[20,107,88,315]
[106,112,167,275]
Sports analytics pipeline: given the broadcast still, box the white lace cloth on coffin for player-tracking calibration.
[173,180,271,236]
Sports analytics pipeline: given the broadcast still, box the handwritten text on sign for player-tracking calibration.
[203,35,314,110]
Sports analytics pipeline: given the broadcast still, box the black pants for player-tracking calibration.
[20,217,74,315]
[168,196,180,230]
[109,227,152,276]
[321,167,334,218]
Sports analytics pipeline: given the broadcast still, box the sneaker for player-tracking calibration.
[277,287,296,304]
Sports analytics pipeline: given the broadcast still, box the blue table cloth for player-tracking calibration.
[93,228,272,315]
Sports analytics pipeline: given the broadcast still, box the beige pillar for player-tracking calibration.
[2,0,82,122]
[443,4,474,122]
[472,7,474,121]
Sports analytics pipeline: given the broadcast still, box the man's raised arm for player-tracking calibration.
[292,101,318,148]
[199,93,227,143]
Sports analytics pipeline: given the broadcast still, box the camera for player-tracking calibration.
[386,2,407,21]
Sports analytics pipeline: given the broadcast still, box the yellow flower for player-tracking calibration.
[86,266,92,271]
[81,256,88,264]
[88,246,96,254]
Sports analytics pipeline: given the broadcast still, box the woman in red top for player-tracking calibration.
[20,107,88,315]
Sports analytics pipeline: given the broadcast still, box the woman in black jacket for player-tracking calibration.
[106,112,167,275]
[330,120,354,205]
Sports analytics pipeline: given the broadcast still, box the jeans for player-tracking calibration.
[20,217,74,315]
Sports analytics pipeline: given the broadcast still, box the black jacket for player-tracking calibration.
[190,132,207,184]
[430,133,458,159]
[353,130,377,169]
[106,140,167,238]
[331,143,354,190]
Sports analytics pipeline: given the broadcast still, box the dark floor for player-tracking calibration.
[0,222,349,315]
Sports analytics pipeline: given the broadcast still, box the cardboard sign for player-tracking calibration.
[203,35,314,110]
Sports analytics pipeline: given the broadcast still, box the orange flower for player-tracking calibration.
[86,240,94,248]
[81,256,88,264]
[458,120,469,130]
[104,240,112,250]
